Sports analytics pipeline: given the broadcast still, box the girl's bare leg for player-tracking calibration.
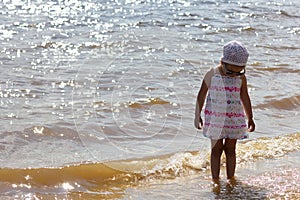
[210,139,224,180]
[224,138,237,179]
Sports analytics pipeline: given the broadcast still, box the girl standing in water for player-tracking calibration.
[194,41,255,182]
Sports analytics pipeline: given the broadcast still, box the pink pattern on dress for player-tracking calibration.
[203,69,248,140]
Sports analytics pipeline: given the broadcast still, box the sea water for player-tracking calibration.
[0,0,299,199]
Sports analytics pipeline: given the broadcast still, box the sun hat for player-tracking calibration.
[221,41,249,66]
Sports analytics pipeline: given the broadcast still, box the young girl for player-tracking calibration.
[194,41,255,182]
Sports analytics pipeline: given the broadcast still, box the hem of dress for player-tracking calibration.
[203,134,249,140]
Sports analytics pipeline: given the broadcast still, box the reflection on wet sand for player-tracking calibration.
[212,177,268,199]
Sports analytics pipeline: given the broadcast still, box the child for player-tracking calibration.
[194,41,255,182]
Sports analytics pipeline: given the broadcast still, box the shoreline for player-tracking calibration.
[123,150,300,200]
[0,137,299,199]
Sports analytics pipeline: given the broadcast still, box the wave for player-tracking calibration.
[128,97,172,108]
[0,132,299,197]
[254,66,300,73]
[95,97,175,110]
[277,10,300,18]
[1,125,81,142]
[237,132,300,163]
[254,95,300,110]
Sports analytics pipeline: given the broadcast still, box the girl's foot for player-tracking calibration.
[212,178,221,195]
[226,176,237,187]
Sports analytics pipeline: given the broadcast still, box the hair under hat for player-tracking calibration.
[221,41,249,66]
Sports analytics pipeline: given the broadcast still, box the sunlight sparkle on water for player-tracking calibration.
[62,182,75,190]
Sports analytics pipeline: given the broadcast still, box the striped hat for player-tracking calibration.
[221,41,249,66]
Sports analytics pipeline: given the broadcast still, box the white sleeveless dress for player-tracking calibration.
[203,68,248,140]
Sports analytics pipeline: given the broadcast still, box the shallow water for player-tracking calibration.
[0,132,299,199]
[0,0,299,198]
[125,151,300,200]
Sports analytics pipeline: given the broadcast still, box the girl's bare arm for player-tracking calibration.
[240,75,255,132]
[195,69,213,129]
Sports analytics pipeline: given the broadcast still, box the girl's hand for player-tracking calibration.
[194,116,203,129]
[247,119,255,132]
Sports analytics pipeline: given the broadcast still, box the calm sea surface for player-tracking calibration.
[0,0,299,199]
